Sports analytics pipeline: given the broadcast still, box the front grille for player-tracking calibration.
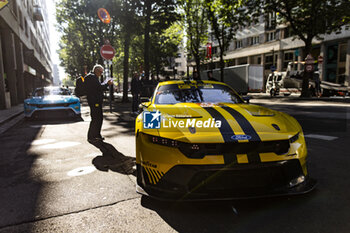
[32,109,76,119]
[178,140,290,158]
[148,160,304,198]
[188,166,285,194]
[33,103,72,108]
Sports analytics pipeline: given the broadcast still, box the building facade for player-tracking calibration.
[52,64,60,86]
[202,14,350,87]
[0,0,52,109]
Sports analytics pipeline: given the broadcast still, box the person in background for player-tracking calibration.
[314,73,321,98]
[85,64,113,144]
[131,72,141,115]
[192,71,200,80]
[207,70,218,81]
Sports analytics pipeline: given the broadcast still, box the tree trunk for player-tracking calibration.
[144,0,151,80]
[122,32,131,103]
[195,56,201,79]
[300,38,313,97]
[220,52,224,82]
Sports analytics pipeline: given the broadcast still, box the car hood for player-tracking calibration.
[142,103,301,143]
[25,95,79,104]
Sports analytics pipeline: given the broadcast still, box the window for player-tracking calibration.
[175,62,182,67]
[155,84,243,105]
[266,32,276,42]
[283,52,294,69]
[250,36,260,45]
[266,12,276,29]
[339,43,347,62]
[235,40,243,49]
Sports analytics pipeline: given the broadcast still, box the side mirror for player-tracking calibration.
[242,96,251,103]
[139,101,151,110]
[140,97,150,103]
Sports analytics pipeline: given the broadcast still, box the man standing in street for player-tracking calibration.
[85,64,112,145]
[131,72,141,115]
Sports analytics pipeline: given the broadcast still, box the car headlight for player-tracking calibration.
[149,135,179,147]
[289,132,300,143]
[70,101,78,105]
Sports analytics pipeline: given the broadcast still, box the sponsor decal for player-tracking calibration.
[231,135,252,141]
[141,161,157,168]
[143,110,221,129]
[188,127,196,134]
[143,110,161,129]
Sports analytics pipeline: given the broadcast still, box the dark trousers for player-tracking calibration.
[88,103,103,140]
[132,93,140,112]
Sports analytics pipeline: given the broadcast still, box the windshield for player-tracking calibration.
[34,87,71,97]
[154,83,243,104]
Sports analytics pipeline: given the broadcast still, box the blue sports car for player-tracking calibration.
[24,86,81,119]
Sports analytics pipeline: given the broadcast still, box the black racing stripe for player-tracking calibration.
[221,106,261,142]
[204,107,237,165]
[246,152,261,163]
[204,107,235,143]
[222,105,261,163]
[223,152,238,165]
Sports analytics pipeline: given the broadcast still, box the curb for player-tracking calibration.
[0,112,24,135]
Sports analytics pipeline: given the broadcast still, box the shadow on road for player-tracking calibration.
[0,121,43,231]
[140,192,318,233]
[90,141,136,176]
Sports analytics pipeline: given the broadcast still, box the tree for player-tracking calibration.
[259,0,350,97]
[56,0,118,77]
[181,0,208,78]
[116,0,143,102]
[149,22,184,78]
[205,0,257,82]
[141,0,179,79]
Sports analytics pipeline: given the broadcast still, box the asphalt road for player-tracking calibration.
[0,98,349,233]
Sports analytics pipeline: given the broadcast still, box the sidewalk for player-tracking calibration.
[0,104,24,135]
[248,92,350,104]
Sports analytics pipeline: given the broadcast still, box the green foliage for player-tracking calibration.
[180,0,209,76]
[205,0,257,81]
[56,0,120,78]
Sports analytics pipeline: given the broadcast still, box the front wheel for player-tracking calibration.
[270,89,276,97]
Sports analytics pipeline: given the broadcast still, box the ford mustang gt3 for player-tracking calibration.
[24,86,81,119]
[135,80,316,200]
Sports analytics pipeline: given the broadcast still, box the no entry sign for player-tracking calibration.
[100,45,115,60]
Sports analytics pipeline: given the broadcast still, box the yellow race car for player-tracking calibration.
[135,80,316,200]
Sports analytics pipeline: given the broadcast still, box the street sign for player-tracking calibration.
[318,55,323,64]
[97,8,111,24]
[100,44,115,60]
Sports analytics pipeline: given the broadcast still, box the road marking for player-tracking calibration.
[31,139,56,145]
[38,141,81,149]
[305,134,338,141]
[67,166,96,177]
